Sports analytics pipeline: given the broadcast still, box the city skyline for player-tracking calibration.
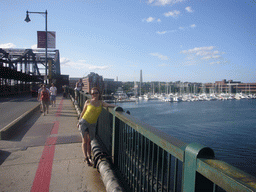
[1,0,256,83]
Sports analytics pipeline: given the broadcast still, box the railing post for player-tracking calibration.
[78,91,82,107]
[112,106,124,164]
[183,143,215,192]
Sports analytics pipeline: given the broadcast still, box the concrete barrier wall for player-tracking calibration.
[0,104,40,140]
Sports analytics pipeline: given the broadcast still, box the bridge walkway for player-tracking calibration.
[0,95,106,192]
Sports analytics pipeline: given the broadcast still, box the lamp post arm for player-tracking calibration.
[27,11,47,14]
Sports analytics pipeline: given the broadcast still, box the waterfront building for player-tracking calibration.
[204,79,256,94]
[82,72,104,93]
[69,78,80,88]
[103,78,122,95]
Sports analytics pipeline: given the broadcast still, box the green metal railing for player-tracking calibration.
[73,90,256,192]
[68,87,89,107]
[97,107,256,192]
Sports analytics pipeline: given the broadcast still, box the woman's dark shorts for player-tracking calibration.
[78,118,96,140]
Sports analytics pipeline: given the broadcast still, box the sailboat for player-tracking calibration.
[130,80,139,101]
[138,70,143,100]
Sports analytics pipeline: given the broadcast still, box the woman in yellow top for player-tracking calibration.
[77,87,116,165]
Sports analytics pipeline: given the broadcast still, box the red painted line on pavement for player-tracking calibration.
[50,121,59,135]
[31,98,64,192]
[30,125,58,192]
[56,98,64,117]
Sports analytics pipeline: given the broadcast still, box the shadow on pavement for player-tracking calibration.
[7,111,42,142]
[0,150,11,165]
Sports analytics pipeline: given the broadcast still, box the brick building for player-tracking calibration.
[204,79,256,94]
[82,72,104,94]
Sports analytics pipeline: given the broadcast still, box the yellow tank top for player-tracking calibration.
[82,101,102,124]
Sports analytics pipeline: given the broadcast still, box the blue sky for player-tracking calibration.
[1,0,256,83]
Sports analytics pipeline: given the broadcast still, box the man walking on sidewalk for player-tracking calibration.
[50,83,57,107]
[41,85,50,115]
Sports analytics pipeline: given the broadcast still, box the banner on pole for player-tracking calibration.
[37,31,56,48]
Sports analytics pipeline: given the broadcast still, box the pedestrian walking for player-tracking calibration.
[77,87,116,165]
[37,84,43,112]
[74,79,84,104]
[41,85,50,115]
[63,85,68,98]
[50,83,57,107]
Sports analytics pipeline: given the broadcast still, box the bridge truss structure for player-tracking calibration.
[0,48,61,96]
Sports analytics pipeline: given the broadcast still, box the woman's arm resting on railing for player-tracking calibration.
[102,101,117,109]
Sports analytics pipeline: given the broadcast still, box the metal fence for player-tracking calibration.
[73,90,256,192]
[97,107,256,192]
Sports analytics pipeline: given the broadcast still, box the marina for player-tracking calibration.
[106,92,256,103]
[134,92,256,102]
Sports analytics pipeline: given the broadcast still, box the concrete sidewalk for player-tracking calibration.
[0,96,106,192]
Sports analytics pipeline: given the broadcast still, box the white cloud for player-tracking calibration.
[156,24,196,35]
[150,53,169,60]
[60,58,110,70]
[60,57,71,65]
[180,46,215,54]
[179,24,196,30]
[147,0,186,6]
[156,30,177,34]
[180,46,225,65]
[190,24,196,28]
[143,17,161,23]
[0,43,47,50]
[31,44,37,49]
[185,6,194,13]
[146,17,155,22]
[164,10,180,18]
[87,64,110,70]
[210,61,221,65]
[157,31,167,35]
[202,55,221,60]
[0,43,16,48]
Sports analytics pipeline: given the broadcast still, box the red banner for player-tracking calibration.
[37,31,56,48]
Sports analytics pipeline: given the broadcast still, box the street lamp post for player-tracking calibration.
[25,10,48,84]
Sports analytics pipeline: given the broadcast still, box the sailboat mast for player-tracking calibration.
[159,82,160,94]
[153,82,155,95]
[140,70,142,96]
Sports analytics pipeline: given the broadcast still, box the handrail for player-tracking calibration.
[111,108,187,161]
[197,158,256,192]
[103,106,256,192]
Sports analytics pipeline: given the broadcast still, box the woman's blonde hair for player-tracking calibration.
[91,87,102,100]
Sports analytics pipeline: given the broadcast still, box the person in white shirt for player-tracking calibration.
[50,83,57,107]
[74,79,84,104]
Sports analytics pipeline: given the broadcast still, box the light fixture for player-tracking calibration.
[24,11,31,23]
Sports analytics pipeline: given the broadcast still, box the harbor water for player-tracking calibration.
[118,99,256,177]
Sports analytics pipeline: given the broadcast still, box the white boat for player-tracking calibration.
[114,87,128,100]
[130,96,139,102]
[165,97,173,102]
[138,96,144,100]
[173,96,182,102]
